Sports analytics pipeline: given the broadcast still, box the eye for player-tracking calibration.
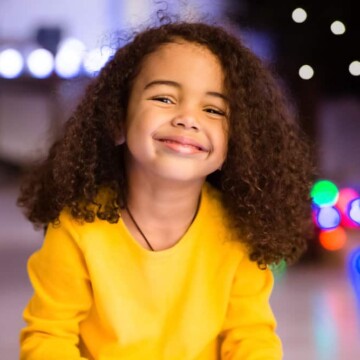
[151,96,174,104]
[204,108,226,116]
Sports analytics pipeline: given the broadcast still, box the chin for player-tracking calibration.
[154,165,214,184]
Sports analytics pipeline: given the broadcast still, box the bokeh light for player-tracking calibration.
[347,248,360,301]
[83,46,114,76]
[348,248,360,274]
[317,207,341,230]
[270,259,287,281]
[330,20,346,35]
[0,48,24,78]
[336,188,359,228]
[311,180,339,207]
[349,61,360,76]
[349,198,360,225]
[312,293,339,360]
[299,64,314,80]
[312,203,320,226]
[55,38,86,78]
[27,48,54,78]
[319,227,346,251]
[292,8,307,23]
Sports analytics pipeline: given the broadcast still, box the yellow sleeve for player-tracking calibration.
[219,255,283,360]
[20,212,92,360]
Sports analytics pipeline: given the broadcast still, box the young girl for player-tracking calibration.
[18,20,314,360]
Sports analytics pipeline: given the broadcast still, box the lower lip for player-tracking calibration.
[157,140,204,155]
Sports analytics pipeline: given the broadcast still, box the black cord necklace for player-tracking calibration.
[125,199,200,252]
[126,206,155,251]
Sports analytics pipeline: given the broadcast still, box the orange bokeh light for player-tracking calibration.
[319,227,347,251]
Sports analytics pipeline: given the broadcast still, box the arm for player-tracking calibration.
[219,255,283,360]
[20,212,92,360]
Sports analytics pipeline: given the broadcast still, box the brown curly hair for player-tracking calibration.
[18,21,315,266]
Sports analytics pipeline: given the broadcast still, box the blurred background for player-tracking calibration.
[0,0,359,359]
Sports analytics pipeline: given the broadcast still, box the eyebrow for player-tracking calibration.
[144,80,229,102]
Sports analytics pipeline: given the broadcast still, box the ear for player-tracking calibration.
[115,133,125,146]
[114,123,126,145]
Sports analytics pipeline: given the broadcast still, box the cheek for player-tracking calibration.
[216,122,229,157]
[125,109,147,138]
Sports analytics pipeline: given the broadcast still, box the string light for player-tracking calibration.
[292,8,307,23]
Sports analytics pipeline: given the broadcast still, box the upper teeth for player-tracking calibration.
[163,139,200,149]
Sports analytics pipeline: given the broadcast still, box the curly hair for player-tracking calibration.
[18,21,315,266]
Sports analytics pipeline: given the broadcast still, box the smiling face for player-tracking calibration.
[123,40,229,185]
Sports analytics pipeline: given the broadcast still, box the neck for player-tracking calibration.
[122,165,204,250]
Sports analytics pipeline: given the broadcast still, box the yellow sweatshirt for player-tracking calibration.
[20,183,282,359]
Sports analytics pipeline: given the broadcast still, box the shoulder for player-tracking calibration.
[201,182,249,256]
[56,187,118,228]
[202,182,238,238]
[44,209,122,263]
[54,201,118,242]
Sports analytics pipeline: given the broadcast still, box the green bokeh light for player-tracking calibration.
[270,259,287,281]
[311,180,339,207]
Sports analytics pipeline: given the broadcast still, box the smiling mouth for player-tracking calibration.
[156,137,208,154]
[159,139,204,151]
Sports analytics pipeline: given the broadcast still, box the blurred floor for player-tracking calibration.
[1,170,360,360]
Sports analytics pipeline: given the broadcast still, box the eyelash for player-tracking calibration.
[151,97,226,116]
[204,108,225,116]
[152,96,174,104]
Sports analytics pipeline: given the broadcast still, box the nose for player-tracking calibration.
[171,113,199,131]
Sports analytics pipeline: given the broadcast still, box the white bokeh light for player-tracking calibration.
[55,51,83,78]
[292,8,307,23]
[83,47,114,76]
[349,61,360,76]
[55,38,86,78]
[27,49,54,78]
[330,20,346,35]
[59,38,86,53]
[349,199,360,224]
[299,65,314,80]
[0,49,24,78]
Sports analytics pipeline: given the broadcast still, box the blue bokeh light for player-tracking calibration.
[347,247,360,314]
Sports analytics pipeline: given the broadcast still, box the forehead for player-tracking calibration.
[135,41,226,91]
